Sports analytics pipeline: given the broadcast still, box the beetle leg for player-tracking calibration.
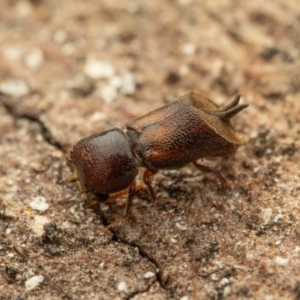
[98,180,136,235]
[90,181,143,209]
[86,192,106,208]
[66,172,78,183]
[143,169,157,201]
[193,161,228,188]
[66,154,73,166]
[65,171,87,194]
[103,183,144,203]
[125,180,136,216]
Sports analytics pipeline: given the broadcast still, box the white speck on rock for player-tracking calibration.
[117,281,127,292]
[176,222,188,230]
[179,64,190,76]
[119,73,136,95]
[99,85,118,103]
[294,246,300,253]
[220,277,230,286]
[253,167,260,173]
[100,204,109,211]
[62,221,76,229]
[84,59,115,80]
[6,228,13,235]
[211,274,218,281]
[25,275,44,291]
[0,79,30,97]
[30,196,49,213]
[24,48,44,70]
[180,296,189,300]
[90,111,106,122]
[274,214,283,222]
[30,215,50,237]
[110,75,123,88]
[223,285,231,297]
[181,43,196,55]
[259,208,272,224]
[170,238,177,243]
[275,256,289,266]
[144,271,155,279]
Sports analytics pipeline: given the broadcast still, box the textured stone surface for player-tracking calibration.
[0,1,299,299]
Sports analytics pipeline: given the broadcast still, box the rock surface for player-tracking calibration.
[0,1,299,299]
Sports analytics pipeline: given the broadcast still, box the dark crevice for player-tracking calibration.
[99,212,168,294]
[120,237,168,296]
[112,231,167,293]
[0,95,65,153]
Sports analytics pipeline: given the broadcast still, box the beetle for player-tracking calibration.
[68,92,248,229]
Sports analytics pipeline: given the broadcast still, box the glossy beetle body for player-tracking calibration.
[69,92,248,225]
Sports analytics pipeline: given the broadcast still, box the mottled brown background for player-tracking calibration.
[0,0,299,299]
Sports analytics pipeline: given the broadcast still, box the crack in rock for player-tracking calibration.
[0,93,65,153]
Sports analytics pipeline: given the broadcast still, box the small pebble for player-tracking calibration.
[0,79,30,97]
[275,256,289,266]
[119,73,136,95]
[181,43,196,55]
[25,275,44,291]
[30,196,49,213]
[274,214,283,222]
[117,281,127,292]
[110,75,123,88]
[6,228,13,235]
[223,285,231,297]
[144,271,155,279]
[90,112,106,122]
[84,59,115,80]
[176,222,188,230]
[99,85,118,103]
[30,216,50,237]
[24,49,44,70]
[259,208,272,224]
[220,277,230,286]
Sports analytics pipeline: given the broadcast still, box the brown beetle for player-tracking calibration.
[69,92,248,229]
